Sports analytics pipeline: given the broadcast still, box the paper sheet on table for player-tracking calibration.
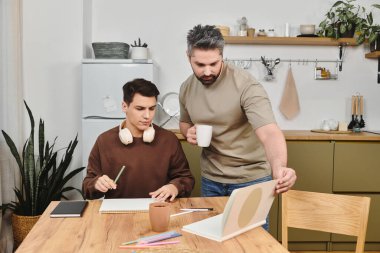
[99,198,155,213]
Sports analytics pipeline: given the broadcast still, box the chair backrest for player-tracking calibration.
[282,190,370,253]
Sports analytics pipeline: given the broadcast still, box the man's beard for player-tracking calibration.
[196,74,218,86]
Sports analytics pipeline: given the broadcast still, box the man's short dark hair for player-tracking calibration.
[187,24,225,56]
[122,78,160,105]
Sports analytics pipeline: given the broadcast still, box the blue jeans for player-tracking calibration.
[201,175,272,231]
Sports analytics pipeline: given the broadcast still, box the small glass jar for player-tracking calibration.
[267,29,275,37]
[257,29,267,37]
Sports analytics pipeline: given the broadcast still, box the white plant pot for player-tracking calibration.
[131,47,148,59]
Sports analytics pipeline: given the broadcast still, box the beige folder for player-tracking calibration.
[182,180,277,242]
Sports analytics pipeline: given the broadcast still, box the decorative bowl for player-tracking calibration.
[300,25,315,35]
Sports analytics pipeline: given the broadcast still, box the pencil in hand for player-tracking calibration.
[114,165,126,184]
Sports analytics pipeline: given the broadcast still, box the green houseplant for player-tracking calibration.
[318,0,367,40]
[357,4,380,50]
[0,101,85,246]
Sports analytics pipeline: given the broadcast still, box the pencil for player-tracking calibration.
[114,165,126,183]
[119,240,180,249]
[170,210,194,217]
[180,208,213,211]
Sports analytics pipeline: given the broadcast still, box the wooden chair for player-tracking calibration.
[282,190,371,253]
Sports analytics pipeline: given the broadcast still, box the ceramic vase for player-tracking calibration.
[131,47,148,59]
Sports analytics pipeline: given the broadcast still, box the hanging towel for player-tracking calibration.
[279,67,300,119]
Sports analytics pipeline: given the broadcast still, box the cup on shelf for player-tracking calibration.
[247,28,255,37]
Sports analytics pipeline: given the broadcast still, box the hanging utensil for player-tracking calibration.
[359,95,365,128]
[347,95,355,130]
[353,95,361,132]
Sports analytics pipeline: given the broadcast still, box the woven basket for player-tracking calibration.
[11,214,40,248]
[92,42,130,59]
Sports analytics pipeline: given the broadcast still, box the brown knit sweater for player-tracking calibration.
[82,125,194,199]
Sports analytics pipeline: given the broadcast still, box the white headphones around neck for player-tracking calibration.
[118,120,155,145]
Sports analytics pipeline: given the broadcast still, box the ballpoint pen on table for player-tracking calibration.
[114,165,126,184]
[180,208,213,212]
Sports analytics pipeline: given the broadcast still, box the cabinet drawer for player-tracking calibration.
[287,141,334,192]
[278,141,334,243]
[333,142,380,192]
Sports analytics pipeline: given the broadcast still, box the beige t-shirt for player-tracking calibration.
[179,62,276,183]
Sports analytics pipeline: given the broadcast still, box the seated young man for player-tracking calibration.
[83,78,194,201]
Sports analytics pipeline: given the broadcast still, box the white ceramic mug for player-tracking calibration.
[196,125,213,147]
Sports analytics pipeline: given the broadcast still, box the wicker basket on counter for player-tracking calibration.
[92,42,130,59]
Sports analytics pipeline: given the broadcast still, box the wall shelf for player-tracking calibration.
[223,36,358,46]
[364,51,380,84]
[365,51,380,59]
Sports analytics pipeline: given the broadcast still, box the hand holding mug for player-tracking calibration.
[196,125,213,147]
[185,126,197,145]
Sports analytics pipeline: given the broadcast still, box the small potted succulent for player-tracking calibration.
[317,0,367,41]
[130,37,149,59]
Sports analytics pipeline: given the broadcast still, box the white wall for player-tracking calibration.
[22,0,84,193]
[91,0,380,130]
[20,0,380,186]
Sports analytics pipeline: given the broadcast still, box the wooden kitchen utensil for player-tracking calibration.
[347,95,355,130]
[353,95,361,132]
[359,95,365,128]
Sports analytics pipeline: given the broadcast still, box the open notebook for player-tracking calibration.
[182,179,277,242]
[99,198,155,213]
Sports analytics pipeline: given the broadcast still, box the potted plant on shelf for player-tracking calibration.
[317,0,367,41]
[357,4,380,51]
[0,101,85,248]
[130,37,149,59]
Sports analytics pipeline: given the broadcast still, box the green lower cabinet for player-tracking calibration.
[180,141,202,197]
[286,141,334,192]
[278,141,335,250]
[333,142,380,193]
[268,195,278,239]
[332,141,380,250]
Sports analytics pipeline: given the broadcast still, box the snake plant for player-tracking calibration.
[0,101,85,216]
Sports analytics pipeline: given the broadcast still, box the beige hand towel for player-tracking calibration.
[279,67,300,119]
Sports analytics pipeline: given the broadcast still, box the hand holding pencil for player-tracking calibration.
[94,165,126,193]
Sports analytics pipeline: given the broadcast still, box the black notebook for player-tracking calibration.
[50,200,88,218]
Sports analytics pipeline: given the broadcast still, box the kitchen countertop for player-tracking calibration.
[170,129,380,142]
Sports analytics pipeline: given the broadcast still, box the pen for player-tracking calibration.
[180,208,213,212]
[170,210,194,217]
[114,165,126,184]
[119,240,180,249]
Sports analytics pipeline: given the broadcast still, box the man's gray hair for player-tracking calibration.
[187,24,225,56]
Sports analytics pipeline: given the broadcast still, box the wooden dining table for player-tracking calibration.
[16,197,289,253]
